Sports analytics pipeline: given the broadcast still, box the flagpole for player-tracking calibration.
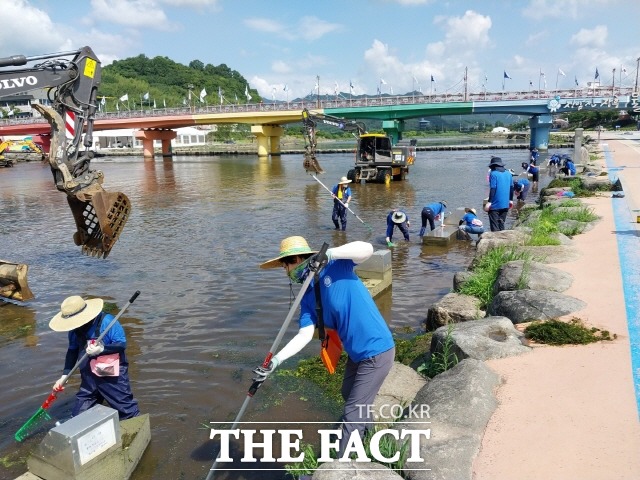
[538,69,541,98]
[555,71,559,92]
[612,68,616,96]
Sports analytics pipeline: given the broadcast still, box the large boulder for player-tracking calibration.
[313,460,403,479]
[488,289,587,323]
[426,293,485,330]
[475,230,530,258]
[372,362,428,424]
[493,260,574,294]
[396,359,501,480]
[514,244,581,264]
[430,317,530,361]
[453,271,473,291]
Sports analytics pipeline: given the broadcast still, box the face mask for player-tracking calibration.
[288,258,311,284]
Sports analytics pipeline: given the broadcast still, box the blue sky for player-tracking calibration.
[2,0,639,101]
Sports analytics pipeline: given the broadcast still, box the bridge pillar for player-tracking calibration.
[134,129,177,158]
[528,114,552,151]
[382,120,405,145]
[251,125,284,157]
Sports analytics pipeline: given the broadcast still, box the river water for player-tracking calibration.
[0,146,565,479]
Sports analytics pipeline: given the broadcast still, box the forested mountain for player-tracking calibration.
[98,54,261,109]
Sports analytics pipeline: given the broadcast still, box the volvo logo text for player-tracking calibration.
[0,76,38,90]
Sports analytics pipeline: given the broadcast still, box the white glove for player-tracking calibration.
[86,341,105,356]
[483,202,492,212]
[53,374,68,392]
[344,202,349,208]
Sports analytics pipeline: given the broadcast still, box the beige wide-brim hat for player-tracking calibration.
[392,211,407,224]
[338,176,352,185]
[260,236,318,269]
[49,296,104,332]
[465,207,477,215]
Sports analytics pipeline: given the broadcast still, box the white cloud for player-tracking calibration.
[514,55,526,67]
[522,0,580,19]
[90,0,174,30]
[298,16,341,41]
[0,0,68,54]
[570,25,607,48]
[439,10,492,48]
[160,0,219,6]
[271,60,292,74]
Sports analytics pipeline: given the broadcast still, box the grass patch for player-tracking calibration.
[546,177,610,197]
[417,324,459,378]
[458,246,533,308]
[524,204,598,244]
[277,353,347,405]
[525,318,615,345]
[284,415,411,479]
[394,331,433,366]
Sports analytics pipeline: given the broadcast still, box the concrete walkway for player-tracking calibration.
[472,132,640,479]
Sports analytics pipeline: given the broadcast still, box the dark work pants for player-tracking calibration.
[420,207,436,235]
[488,208,508,232]
[332,202,347,230]
[73,362,140,420]
[339,347,395,456]
[390,222,410,241]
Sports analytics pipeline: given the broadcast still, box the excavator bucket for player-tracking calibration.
[303,152,324,174]
[0,260,34,302]
[67,188,131,259]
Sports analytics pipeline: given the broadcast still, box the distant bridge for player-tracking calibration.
[0,87,636,157]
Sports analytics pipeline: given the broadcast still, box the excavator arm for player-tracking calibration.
[0,46,130,258]
[301,108,367,174]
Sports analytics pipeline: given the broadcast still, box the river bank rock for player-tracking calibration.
[313,460,403,479]
[453,271,473,291]
[395,359,500,480]
[493,260,574,294]
[373,362,428,424]
[514,244,581,263]
[425,293,485,330]
[488,289,587,323]
[430,317,530,361]
[474,230,529,259]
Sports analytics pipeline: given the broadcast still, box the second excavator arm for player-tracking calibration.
[301,108,367,174]
[0,46,130,258]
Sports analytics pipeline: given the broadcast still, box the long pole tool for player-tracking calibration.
[14,290,141,442]
[310,174,372,231]
[205,244,329,480]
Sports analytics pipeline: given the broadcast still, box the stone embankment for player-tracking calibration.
[309,153,623,479]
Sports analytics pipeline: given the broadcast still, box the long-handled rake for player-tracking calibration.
[14,290,140,442]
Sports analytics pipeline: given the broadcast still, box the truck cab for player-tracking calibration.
[348,135,415,184]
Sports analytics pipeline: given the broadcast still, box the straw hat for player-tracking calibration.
[391,211,407,224]
[49,296,104,332]
[338,176,352,185]
[465,207,477,215]
[260,236,318,269]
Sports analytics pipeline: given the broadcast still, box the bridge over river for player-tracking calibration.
[1,87,637,157]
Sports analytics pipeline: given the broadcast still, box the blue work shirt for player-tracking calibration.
[488,168,513,209]
[299,259,394,362]
[423,202,445,216]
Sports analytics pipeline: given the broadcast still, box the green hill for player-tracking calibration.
[98,54,262,108]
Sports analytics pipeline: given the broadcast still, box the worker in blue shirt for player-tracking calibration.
[529,147,540,166]
[419,200,447,236]
[386,209,410,247]
[458,207,484,239]
[560,157,576,176]
[485,157,514,232]
[514,177,531,202]
[331,176,352,231]
[522,162,539,188]
[257,237,395,458]
[50,296,140,419]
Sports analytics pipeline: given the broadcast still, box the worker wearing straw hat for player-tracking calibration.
[385,208,410,247]
[458,207,485,239]
[331,176,352,231]
[257,236,394,457]
[49,295,139,419]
